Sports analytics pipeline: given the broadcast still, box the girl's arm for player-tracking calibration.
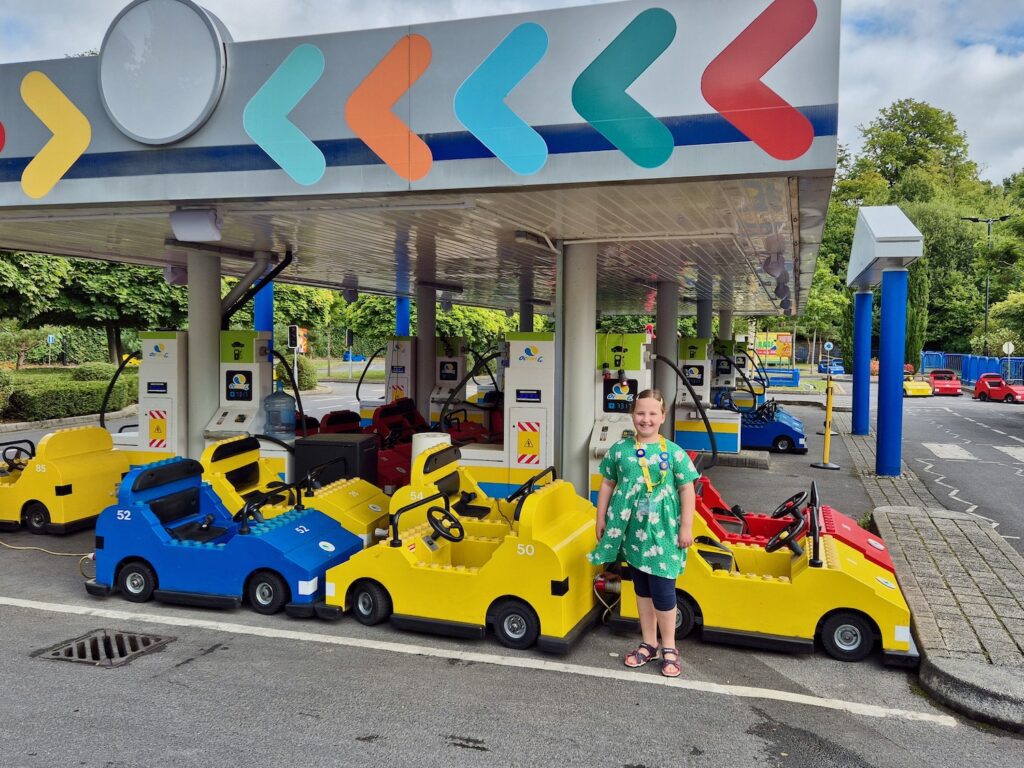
[595,478,615,537]
[677,482,695,548]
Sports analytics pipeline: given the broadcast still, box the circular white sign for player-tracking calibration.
[823,341,834,352]
[318,541,336,553]
[99,0,229,144]
[876,576,896,590]
[1002,341,1016,356]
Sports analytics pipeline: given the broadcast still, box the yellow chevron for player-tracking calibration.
[21,71,91,199]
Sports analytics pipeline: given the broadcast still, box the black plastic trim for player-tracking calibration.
[314,602,343,621]
[537,604,602,655]
[701,626,813,654]
[54,484,73,497]
[284,602,315,619]
[390,613,486,639]
[95,535,104,550]
[0,520,20,532]
[132,459,203,492]
[210,436,261,463]
[550,577,569,596]
[45,516,97,536]
[152,589,241,610]
[84,579,111,597]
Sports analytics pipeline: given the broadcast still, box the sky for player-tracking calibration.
[2,0,1023,183]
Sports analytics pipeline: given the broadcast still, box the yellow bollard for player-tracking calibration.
[811,376,841,470]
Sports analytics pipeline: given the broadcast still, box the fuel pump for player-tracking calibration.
[203,330,274,440]
[587,332,653,502]
[675,336,742,454]
[358,336,417,425]
[429,338,468,426]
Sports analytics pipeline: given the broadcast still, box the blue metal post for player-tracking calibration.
[395,298,410,336]
[852,290,872,435]
[876,269,908,476]
[254,282,274,332]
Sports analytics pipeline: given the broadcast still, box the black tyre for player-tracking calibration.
[978,392,988,401]
[674,594,697,639]
[23,501,50,535]
[350,580,392,625]
[772,436,794,453]
[491,599,540,650]
[820,612,874,662]
[117,561,156,603]
[1004,394,1015,403]
[247,570,289,615]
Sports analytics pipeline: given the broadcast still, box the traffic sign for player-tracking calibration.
[823,341,834,352]
[46,334,55,345]
[1002,341,1016,356]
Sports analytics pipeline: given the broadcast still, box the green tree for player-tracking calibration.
[0,251,70,319]
[904,260,930,369]
[989,291,1024,340]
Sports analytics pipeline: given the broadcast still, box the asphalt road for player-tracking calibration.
[901,393,1024,553]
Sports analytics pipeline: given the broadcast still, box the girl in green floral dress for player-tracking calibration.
[588,389,698,677]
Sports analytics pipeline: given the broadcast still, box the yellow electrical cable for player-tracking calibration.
[0,538,90,557]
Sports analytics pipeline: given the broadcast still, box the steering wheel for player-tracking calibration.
[770,491,809,519]
[382,424,403,449]
[765,512,806,555]
[505,466,557,504]
[2,445,32,472]
[265,480,296,506]
[427,506,465,542]
[233,503,266,525]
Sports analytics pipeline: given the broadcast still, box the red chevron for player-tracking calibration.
[701,0,817,161]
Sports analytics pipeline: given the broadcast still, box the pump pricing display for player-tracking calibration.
[603,378,638,414]
[225,370,252,401]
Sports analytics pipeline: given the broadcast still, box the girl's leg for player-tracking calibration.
[636,596,659,649]
[649,574,682,677]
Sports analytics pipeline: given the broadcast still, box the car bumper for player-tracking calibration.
[85,579,111,597]
[882,634,920,668]
[536,603,603,655]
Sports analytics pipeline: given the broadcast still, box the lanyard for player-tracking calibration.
[634,436,670,494]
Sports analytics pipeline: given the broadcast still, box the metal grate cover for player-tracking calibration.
[35,629,175,668]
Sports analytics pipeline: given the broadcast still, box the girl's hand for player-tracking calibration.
[596,515,606,538]
[678,527,693,549]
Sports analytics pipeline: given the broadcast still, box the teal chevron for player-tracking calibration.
[571,8,676,169]
[243,44,326,186]
[454,23,549,175]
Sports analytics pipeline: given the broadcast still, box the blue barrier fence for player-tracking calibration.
[765,368,800,387]
[920,351,1024,384]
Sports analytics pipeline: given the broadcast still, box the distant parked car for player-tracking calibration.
[902,374,932,398]
[817,359,845,375]
[928,369,962,396]
[974,373,1024,403]
[342,350,367,362]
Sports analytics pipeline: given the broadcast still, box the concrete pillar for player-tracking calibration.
[718,308,733,338]
[519,270,534,332]
[876,270,907,476]
[696,271,714,338]
[416,283,436,418]
[852,290,873,436]
[187,252,221,459]
[655,280,678,438]
[560,242,597,495]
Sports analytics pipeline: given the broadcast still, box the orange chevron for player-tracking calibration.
[21,71,91,199]
[345,34,432,182]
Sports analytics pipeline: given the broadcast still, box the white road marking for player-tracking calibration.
[993,445,1024,463]
[991,430,1006,435]
[922,443,976,461]
[913,459,981,517]
[0,595,955,727]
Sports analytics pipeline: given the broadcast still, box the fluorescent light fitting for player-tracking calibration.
[170,207,222,242]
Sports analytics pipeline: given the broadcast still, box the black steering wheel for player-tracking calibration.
[427,506,465,543]
[771,491,809,519]
[233,503,267,525]
[756,400,778,421]
[765,511,806,555]
[505,466,557,503]
[2,445,32,472]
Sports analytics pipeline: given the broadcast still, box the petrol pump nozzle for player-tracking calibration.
[602,362,611,380]
[617,369,627,385]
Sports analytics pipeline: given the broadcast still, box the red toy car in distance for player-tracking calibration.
[973,373,1024,403]
[929,369,962,396]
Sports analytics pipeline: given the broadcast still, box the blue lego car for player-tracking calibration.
[740,400,808,453]
[86,458,362,618]
[817,359,845,375]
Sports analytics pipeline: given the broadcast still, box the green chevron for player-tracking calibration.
[571,8,676,168]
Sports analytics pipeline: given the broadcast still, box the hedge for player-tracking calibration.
[70,362,119,381]
[0,369,11,413]
[4,378,137,421]
[275,354,318,392]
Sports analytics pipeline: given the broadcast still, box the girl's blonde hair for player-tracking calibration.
[632,388,666,414]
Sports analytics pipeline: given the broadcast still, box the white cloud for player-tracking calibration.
[2,0,1023,181]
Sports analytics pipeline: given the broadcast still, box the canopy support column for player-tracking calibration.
[187,252,220,459]
[656,280,678,438]
[852,290,873,436]
[560,242,597,495]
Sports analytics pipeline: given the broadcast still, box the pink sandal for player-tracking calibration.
[660,647,682,678]
[624,642,659,668]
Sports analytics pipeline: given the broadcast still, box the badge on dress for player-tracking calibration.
[636,497,650,519]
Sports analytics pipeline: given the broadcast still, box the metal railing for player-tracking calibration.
[920,351,1023,384]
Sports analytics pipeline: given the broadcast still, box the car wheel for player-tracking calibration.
[491,598,540,650]
[22,501,50,535]
[247,570,289,615]
[978,392,988,401]
[1004,394,1015,403]
[350,580,392,626]
[117,561,156,603]
[772,436,793,453]
[674,594,697,639]
[820,612,874,662]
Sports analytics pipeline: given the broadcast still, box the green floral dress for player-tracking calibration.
[587,438,699,579]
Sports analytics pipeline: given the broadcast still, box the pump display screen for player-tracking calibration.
[439,361,458,381]
[146,382,168,394]
[683,365,705,387]
[716,358,731,375]
[225,370,253,402]
[516,389,542,403]
[603,378,638,413]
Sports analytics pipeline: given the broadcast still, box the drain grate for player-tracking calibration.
[36,629,175,668]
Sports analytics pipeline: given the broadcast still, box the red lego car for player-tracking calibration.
[929,369,963,396]
[974,373,1024,403]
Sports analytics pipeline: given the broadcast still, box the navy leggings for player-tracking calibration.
[629,567,677,612]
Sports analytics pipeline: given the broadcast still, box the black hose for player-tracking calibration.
[468,346,500,393]
[356,346,386,404]
[652,353,718,471]
[221,251,293,331]
[271,350,308,439]
[252,433,296,454]
[100,350,142,429]
[433,349,503,430]
[723,354,757,402]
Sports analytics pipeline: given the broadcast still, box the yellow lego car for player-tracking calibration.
[200,436,390,543]
[610,483,918,665]
[902,375,933,398]
[324,444,600,653]
[0,427,131,534]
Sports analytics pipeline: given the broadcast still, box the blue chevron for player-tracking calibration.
[243,44,326,186]
[454,23,548,175]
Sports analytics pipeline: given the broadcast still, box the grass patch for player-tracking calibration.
[320,369,386,382]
